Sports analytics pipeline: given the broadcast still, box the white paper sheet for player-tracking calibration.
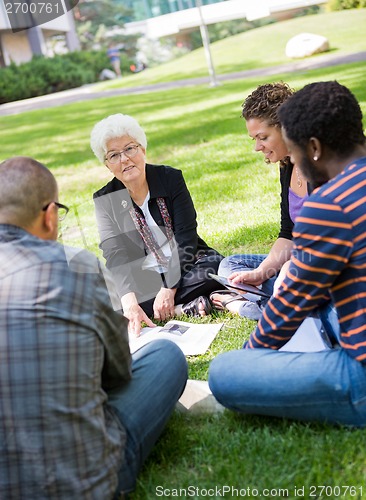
[280,317,332,352]
[129,320,224,356]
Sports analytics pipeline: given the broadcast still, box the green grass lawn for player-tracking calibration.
[96,8,366,89]
[1,10,366,499]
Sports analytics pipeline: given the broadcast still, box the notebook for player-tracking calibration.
[208,273,271,298]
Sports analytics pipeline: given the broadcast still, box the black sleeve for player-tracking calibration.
[278,162,294,241]
[166,168,200,273]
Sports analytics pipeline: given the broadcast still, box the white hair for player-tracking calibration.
[90,113,147,163]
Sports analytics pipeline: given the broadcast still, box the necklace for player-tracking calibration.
[295,166,302,187]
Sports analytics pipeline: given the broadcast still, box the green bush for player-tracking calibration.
[327,0,366,10]
[61,50,111,80]
[0,49,117,105]
[64,49,134,77]
[0,64,27,103]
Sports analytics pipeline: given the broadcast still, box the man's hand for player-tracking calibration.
[122,293,155,337]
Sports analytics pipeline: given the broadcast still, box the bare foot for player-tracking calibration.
[175,296,211,317]
[197,301,207,317]
[210,292,245,314]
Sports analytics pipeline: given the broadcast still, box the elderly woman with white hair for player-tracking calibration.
[90,113,224,336]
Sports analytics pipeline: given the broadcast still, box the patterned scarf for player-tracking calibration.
[129,197,174,267]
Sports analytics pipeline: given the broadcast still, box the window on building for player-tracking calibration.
[119,0,226,21]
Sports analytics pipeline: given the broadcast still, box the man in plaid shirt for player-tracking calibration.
[0,156,187,499]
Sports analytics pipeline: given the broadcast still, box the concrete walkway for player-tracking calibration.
[1,50,365,116]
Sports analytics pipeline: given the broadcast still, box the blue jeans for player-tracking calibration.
[209,347,366,427]
[107,340,188,495]
[316,302,341,345]
[218,254,276,320]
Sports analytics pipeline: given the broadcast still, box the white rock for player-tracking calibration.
[285,33,330,59]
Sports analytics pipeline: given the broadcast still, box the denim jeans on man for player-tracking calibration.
[209,343,366,427]
[209,297,366,427]
[109,339,188,496]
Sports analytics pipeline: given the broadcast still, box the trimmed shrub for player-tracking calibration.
[0,49,119,104]
[327,0,366,10]
[61,50,111,80]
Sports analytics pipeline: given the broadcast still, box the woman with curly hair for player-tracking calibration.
[209,81,366,427]
[211,82,310,318]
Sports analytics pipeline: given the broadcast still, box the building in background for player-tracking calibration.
[120,0,326,46]
[0,2,79,67]
[120,0,222,22]
[0,0,326,68]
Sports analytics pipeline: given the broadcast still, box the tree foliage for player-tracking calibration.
[327,0,366,10]
[72,0,138,54]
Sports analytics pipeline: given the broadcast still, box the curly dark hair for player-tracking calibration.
[241,82,294,127]
[277,81,365,156]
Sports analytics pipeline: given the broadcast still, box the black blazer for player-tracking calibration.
[93,164,216,297]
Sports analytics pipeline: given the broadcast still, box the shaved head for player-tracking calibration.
[0,156,57,228]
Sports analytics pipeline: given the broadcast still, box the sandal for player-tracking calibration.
[181,296,212,317]
[210,290,246,311]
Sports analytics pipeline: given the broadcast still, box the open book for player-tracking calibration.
[208,273,270,298]
[129,320,224,356]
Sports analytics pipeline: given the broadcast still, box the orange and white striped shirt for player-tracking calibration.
[249,157,366,363]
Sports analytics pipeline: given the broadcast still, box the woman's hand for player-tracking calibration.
[122,292,156,337]
[273,259,291,294]
[229,238,294,287]
[229,269,268,286]
[153,287,177,321]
